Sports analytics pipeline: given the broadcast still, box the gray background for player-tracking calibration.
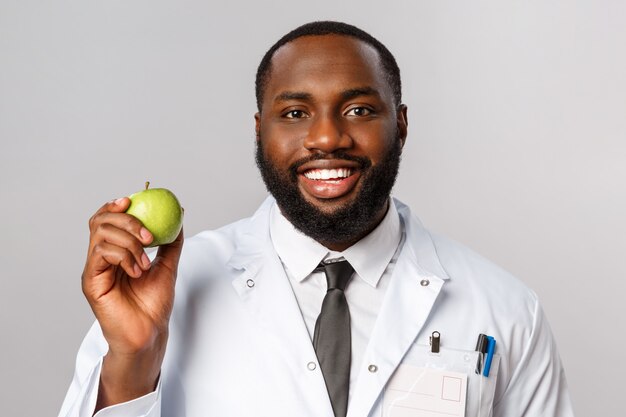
[1,1,624,416]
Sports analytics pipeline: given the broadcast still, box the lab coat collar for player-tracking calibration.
[393,198,450,281]
[224,196,273,275]
[227,196,448,282]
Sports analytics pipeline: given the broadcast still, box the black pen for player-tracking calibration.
[475,333,488,374]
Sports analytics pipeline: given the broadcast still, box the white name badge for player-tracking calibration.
[383,364,467,417]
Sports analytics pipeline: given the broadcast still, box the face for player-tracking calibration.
[255,35,408,249]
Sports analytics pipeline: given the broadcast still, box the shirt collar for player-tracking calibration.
[269,199,402,288]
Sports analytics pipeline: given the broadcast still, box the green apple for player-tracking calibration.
[126,182,183,247]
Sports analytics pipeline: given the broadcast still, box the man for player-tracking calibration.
[59,21,574,417]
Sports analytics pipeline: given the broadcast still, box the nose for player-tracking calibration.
[303,113,353,153]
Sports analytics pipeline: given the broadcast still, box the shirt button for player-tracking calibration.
[307,362,317,371]
[368,364,378,373]
[246,279,255,288]
[420,279,430,287]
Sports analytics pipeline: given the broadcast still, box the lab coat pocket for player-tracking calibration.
[382,345,500,417]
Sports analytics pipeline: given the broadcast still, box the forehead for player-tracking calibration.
[263,35,391,105]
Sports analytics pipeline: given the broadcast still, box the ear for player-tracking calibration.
[396,104,408,148]
[254,112,261,141]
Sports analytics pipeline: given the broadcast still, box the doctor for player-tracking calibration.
[59,21,574,417]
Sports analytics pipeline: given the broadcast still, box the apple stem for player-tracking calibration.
[145,181,150,190]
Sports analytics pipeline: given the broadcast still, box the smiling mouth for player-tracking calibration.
[299,167,361,199]
[303,168,354,181]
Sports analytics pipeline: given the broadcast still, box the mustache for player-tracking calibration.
[289,151,372,179]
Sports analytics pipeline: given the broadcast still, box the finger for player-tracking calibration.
[153,227,184,276]
[92,197,131,218]
[91,241,143,279]
[100,224,152,271]
[90,212,153,247]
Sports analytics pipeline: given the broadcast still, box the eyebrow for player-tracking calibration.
[341,87,380,100]
[274,91,313,103]
[273,87,380,104]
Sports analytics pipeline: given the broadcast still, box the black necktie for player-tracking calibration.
[313,259,354,417]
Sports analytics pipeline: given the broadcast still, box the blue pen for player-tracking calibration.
[482,336,496,377]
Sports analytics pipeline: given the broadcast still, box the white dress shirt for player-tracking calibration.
[269,199,403,400]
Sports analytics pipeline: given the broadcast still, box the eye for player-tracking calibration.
[283,109,308,119]
[345,106,373,117]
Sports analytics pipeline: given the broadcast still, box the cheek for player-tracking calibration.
[351,124,397,162]
[260,121,308,165]
[259,136,301,171]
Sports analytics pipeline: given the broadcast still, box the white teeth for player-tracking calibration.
[304,168,352,180]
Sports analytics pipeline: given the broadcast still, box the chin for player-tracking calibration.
[300,191,358,212]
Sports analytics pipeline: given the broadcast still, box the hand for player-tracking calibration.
[81,197,184,409]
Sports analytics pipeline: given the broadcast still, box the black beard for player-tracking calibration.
[255,138,402,246]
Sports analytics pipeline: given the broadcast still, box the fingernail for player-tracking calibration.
[142,252,151,269]
[133,264,142,277]
[140,227,152,242]
[114,198,125,205]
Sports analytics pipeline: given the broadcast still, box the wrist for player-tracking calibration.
[95,338,166,411]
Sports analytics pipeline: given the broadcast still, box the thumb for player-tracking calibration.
[152,227,184,276]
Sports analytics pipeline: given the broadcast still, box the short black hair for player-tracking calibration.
[255,21,402,112]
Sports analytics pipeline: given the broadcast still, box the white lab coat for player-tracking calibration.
[59,197,574,417]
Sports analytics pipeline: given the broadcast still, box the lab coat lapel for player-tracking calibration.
[347,203,449,417]
[227,198,334,416]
